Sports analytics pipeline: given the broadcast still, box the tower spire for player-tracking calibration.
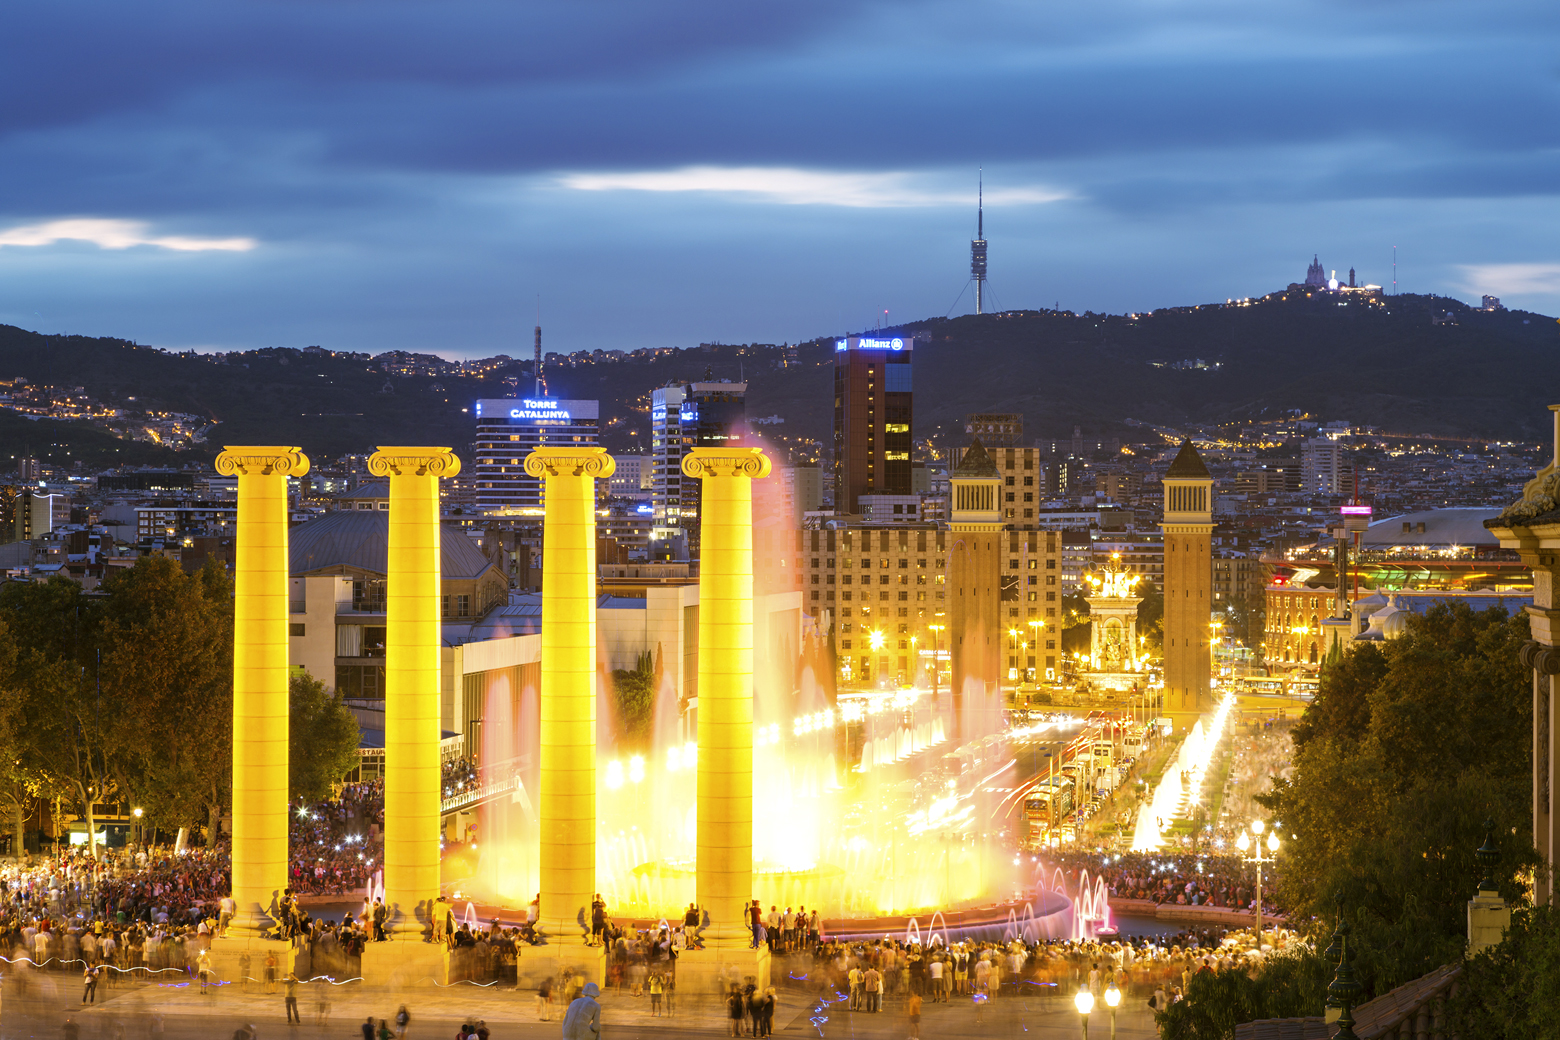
[971,168,988,315]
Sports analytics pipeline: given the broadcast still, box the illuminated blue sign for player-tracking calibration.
[835,336,909,352]
[636,504,654,515]
[507,399,570,420]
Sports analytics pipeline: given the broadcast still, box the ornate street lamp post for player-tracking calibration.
[1235,819,1281,947]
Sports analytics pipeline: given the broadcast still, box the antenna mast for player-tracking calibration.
[970,169,988,315]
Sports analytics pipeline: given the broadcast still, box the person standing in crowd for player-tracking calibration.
[864,964,882,1013]
[561,980,602,1040]
[80,963,98,1005]
[537,974,554,1021]
[907,990,923,1038]
[394,1005,409,1038]
[283,972,300,1023]
[725,987,744,1037]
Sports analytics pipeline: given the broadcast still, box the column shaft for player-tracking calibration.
[686,448,770,945]
[527,447,614,941]
[370,447,460,934]
[217,447,308,934]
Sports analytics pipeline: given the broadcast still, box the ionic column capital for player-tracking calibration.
[215,446,310,478]
[368,447,461,478]
[523,446,615,479]
[681,447,771,480]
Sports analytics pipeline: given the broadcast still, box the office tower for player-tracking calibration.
[473,397,599,512]
[1161,440,1213,734]
[833,334,913,516]
[1301,438,1349,495]
[650,381,747,553]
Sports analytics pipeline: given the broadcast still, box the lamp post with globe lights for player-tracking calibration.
[1236,819,1281,946]
[1104,983,1121,1040]
[1074,988,1095,1040]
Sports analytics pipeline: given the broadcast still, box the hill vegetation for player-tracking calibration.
[0,289,1552,469]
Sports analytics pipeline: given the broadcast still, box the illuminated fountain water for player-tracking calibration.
[1131,694,1235,851]
[462,446,1025,923]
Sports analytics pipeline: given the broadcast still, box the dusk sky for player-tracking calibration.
[1,1,1557,357]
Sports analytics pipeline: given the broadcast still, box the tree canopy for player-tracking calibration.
[289,671,361,804]
[1260,602,1534,994]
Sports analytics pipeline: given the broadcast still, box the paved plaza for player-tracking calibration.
[0,969,1163,1039]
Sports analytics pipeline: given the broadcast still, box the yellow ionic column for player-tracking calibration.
[684,447,771,946]
[216,446,310,935]
[524,447,614,943]
[368,447,460,937]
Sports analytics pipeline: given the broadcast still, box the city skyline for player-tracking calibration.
[0,1,1556,356]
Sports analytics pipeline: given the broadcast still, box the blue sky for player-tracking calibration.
[0,0,1557,356]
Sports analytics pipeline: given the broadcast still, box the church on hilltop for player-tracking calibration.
[1291,254,1380,296]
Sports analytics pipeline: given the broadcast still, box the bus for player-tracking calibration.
[1024,775,1076,837]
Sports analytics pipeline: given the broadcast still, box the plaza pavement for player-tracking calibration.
[0,971,1164,1039]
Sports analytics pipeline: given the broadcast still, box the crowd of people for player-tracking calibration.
[1046,849,1287,917]
[288,780,385,896]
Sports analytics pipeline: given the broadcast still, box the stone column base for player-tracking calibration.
[206,935,297,988]
[514,943,607,995]
[675,945,770,998]
[360,939,451,987]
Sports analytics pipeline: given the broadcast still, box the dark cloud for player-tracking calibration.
[0,0,1557,351]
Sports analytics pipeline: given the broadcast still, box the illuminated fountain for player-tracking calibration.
[463,441,1026,926]
[1131,694,1235,851]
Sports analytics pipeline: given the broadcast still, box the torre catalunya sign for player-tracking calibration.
[211,442,774,994]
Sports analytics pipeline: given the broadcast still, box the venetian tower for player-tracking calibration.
[947,439,1004,739]
[1160,440,1213,733]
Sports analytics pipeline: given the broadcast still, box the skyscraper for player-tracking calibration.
[473,397,599,512]
[833,335,913,516]
[1160,440,1213,734]
[650,380,747,554]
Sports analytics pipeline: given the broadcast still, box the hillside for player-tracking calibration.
[0,289,1553,471]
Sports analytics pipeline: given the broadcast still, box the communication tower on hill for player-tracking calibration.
[971,170,988,314]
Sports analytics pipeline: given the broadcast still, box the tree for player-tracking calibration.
[1135,577,1164,656]
[97,556,234,837]
[290,672,361,804]
[1158,949,1331,1040]
[1448,903,1560,1038]
[1260,603,1535,995]
[611,651,655,751]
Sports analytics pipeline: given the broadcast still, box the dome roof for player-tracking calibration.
[1353,590,1390,617]
[290,509,495,580]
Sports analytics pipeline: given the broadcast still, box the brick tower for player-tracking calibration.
[948,439,1004,739]
[1160,440,1213,734]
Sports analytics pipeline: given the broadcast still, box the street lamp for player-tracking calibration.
[928,621,945,703]
[1074,988,1095,1040]
[1235,819,1281,947]
[1104,983,1121,1040]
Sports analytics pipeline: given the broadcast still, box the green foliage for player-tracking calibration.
[1157,950,1332,1040]
[99,556,234,833]
[0,559,239,849]
[1447,903,1560,1038]
[1260,603,1535,995]
[611,651,655,751]
[1136,577,1164,655]
[289,672,361,804]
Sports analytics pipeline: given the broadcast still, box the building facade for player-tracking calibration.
[650,381,747,553]
[833,335,912,515]
[473,397,600,513]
